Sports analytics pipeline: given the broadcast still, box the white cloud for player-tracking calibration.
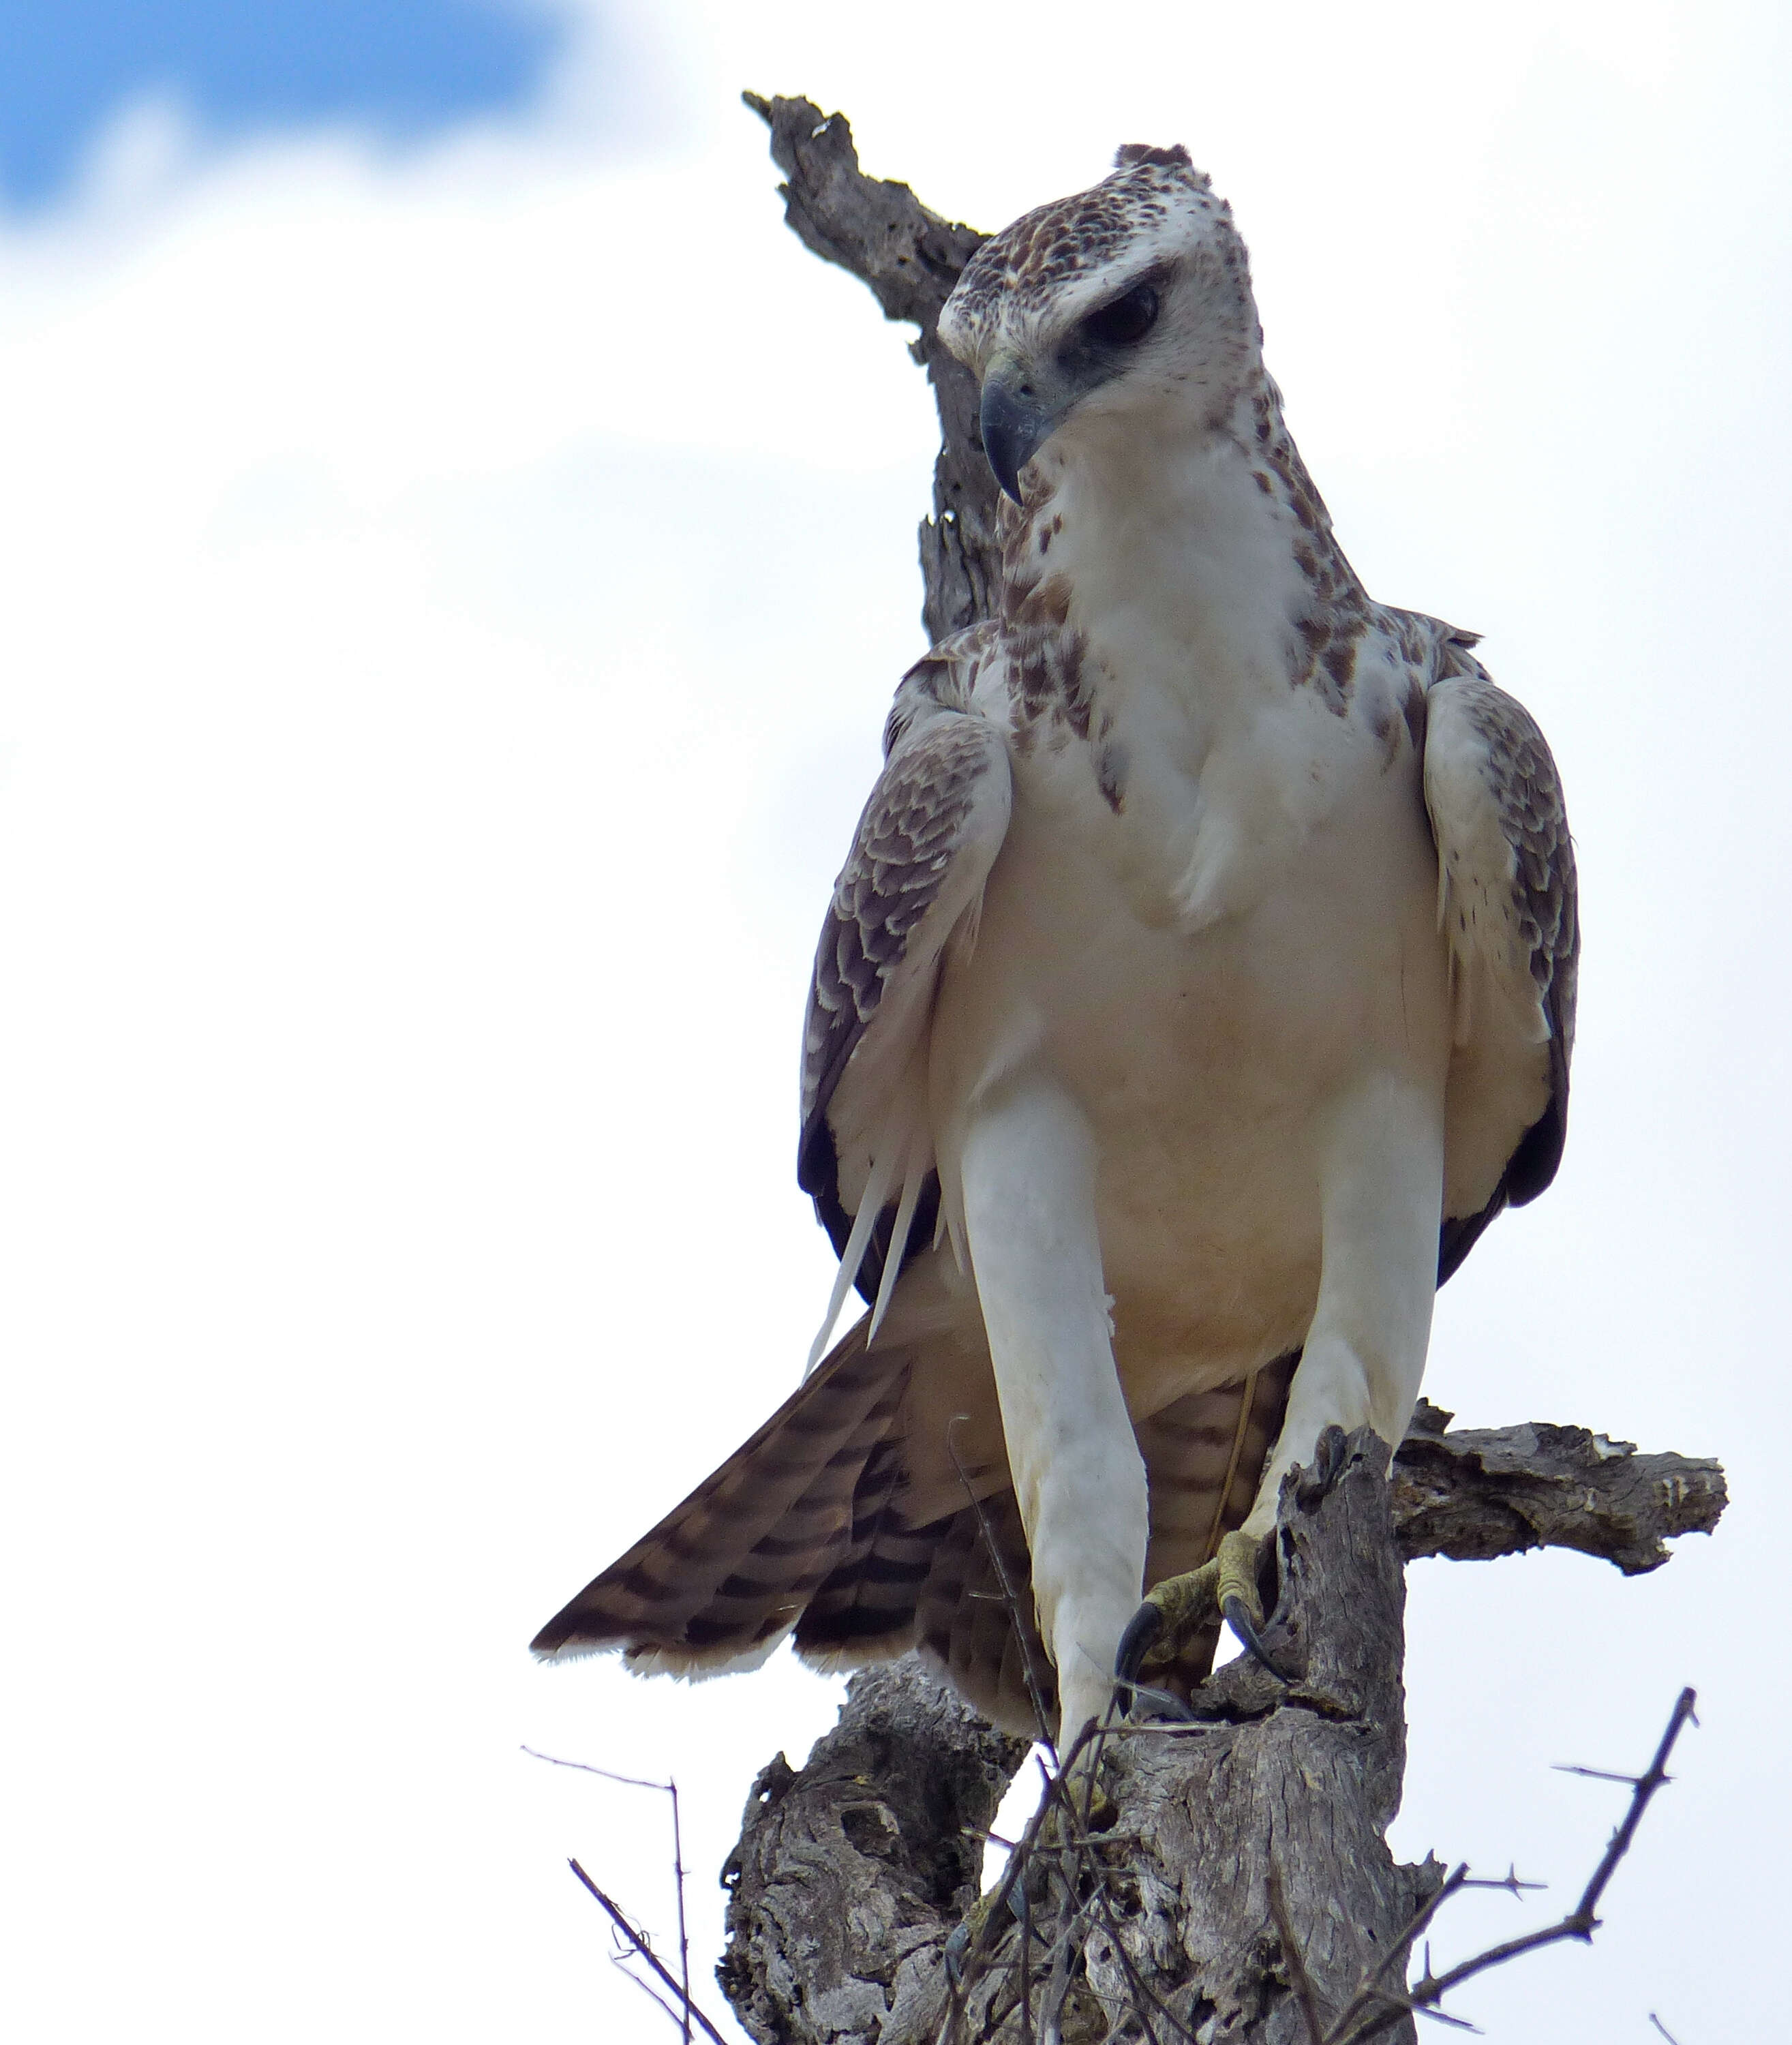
[1,3,1785,2038]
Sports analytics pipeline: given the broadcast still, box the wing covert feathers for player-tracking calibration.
[800,686,1012,1318]
[1424,663,1579,1280]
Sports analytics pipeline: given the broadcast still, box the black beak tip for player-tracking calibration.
[979,377,1051,508]
[991,459,1025,507]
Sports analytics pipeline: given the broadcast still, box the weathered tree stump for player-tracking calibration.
[717,1411,1722,2044]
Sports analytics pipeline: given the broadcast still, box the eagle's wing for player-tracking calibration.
[800,661,1012,1356]
[1423,657,1579,1282]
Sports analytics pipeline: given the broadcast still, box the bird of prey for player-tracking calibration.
[532,145,1577,1744]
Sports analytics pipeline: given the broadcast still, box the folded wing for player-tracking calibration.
[1423,657,1579,1282]
[800,660,1013,1356]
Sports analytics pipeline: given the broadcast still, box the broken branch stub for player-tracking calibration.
[743,92,999,643]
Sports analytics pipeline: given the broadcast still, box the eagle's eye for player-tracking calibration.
[1080,281,1159,348]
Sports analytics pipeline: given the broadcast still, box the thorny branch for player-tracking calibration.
[1301,1688,1699,2045]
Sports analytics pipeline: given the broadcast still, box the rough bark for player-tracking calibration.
[1391,1398,1726,1575]
[743,93,999,643]
[718,1663,1031,2045]
[720,98,1730,2045]
[718,1417,1723,2045]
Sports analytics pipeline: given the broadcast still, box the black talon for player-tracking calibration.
[1222,1592,1290,1681]
[1121,1678,1198,1723]
[943,1918,970,1983]
[1295,1424,1351,1507]
[945,1889,1014,1984]
[1114,1599,1164,1706]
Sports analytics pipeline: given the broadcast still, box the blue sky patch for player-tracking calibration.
[0,1,569,207]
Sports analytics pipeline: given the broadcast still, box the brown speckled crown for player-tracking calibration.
[945,148,1218,331]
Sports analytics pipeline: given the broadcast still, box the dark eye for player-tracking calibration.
[1080,281,1159,348]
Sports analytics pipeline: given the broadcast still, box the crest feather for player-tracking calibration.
[1113,142,1194,170]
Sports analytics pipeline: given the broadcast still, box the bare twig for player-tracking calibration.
[949,1418,1058,1756]
[525,1746,693,2040]
[567,1860,731,2045]
[613,1951,693,2035]
[1457,1866,1545,1896]
[521,1743,669,1790]
[1648,2016,1683,2044]
[1038,1898,1095,2044]
[1329,1689,1699,2045]
[1019,1851,1035,2045]
[1315,1866,1472,2044]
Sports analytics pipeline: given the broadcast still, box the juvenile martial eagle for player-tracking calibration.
[533,145,1577,1742]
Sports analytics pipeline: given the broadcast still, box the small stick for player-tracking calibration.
[567,1860,731,2045]
[1269,1864,1328,2044]
[949,1419,1058,1756]
[524,1746,693,2042]
[1330,1688,1699,2045]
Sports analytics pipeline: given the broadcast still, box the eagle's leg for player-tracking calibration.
[1119,1074,1443,1693]
[960,1072,1148,1750]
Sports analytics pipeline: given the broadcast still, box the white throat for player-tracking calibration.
[1025,391,1324,705]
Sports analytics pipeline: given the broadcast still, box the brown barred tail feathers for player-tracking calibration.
[530,1318,908,1676]
[532,1305,1298,1740]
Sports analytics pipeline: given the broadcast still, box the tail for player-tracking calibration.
[531,1305,1296,1742]
[531,1318,909,1672]
[528,1302,1056,1735]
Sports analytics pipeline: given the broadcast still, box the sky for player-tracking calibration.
[0,1,567,207]
[1,3,1787,2041]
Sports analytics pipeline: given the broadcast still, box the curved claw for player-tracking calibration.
[1221,1592,1290,1680]
[1113,1598,1166,1706]
[944,1886,1013,1984]
[943,1916,971,1983]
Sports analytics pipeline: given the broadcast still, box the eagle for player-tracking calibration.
[532,144,1578,1744]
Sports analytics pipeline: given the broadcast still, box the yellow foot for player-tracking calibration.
[1114,1528,1286,1704]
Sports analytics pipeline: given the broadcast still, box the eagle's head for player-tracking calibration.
[938,145,1261,504]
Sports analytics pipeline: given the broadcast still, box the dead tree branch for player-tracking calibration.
[1393,1402,1723,1575]
[719,1426,1713,2045]
[718,1661,1029,2045]
[743,91,997,643]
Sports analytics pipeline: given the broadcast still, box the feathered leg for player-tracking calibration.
[960,1072,1146,1744]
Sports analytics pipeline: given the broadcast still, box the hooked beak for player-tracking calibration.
[979,363,1066,505]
